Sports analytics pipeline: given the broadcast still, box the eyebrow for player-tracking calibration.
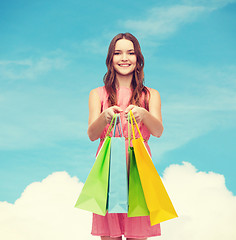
[114,49,135,52]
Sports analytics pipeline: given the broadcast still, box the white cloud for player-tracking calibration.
[0,172,99,240]
[150,65,236,159]
[79,39,108,56]
[0,88,88,150]
[0,163,235,240]
[158,162,236,240]
[180,0,236,10]
[77,0,236,56]
[122,0,236,40]
[0,57,68,80]
[123,5,207,39]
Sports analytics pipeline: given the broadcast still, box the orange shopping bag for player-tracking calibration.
[130,111,178,225]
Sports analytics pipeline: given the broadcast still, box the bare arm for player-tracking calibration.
[87,88,123,141]
[124,88,164,138]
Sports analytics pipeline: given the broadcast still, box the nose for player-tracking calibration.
[121,53,128,61]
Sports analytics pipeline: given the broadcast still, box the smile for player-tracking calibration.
[118,64,131,67]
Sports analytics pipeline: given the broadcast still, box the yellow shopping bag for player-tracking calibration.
[130,111,178,225]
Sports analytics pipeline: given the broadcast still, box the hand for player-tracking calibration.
[103,106,123,124]
[124,105,147,123]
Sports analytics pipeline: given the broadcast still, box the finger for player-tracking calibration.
[124,105,135,114]
[131,112,140,123]
[124,112,130,122]
[135,117,141,123]
[107,115,113,124]
[106,110,115,124]
[112,106,123,113]
[124,107,136,120]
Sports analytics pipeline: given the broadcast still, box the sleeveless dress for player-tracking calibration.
[91,86,161,238]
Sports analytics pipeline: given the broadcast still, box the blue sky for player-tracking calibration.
[0,0,236,208]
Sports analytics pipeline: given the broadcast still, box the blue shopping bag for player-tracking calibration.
[107,114,128,213]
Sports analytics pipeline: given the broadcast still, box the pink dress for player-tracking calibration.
[91,86,161,238]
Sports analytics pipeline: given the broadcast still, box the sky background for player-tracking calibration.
[0,0,236,239]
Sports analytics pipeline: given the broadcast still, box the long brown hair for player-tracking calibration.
[103,33,150,109]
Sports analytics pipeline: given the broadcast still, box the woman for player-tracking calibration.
[87,33,164,240]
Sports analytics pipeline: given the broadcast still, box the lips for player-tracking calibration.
[118,64,131,67]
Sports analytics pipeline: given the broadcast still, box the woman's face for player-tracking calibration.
[112,39,137,77]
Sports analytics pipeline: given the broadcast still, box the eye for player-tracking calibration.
[129,52,135,55]
[114,52,120,55]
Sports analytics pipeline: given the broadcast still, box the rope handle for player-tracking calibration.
[105,114,116,138]
[128,112,131,147]
[118,114,124,137]
[112,113,124,137]
[129,110,144,141]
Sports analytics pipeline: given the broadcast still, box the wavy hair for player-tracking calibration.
[103,33,150,109]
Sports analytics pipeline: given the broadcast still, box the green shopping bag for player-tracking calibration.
[74,115,116,216]
[127,112,149,217]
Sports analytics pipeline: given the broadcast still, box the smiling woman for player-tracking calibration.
[85,33,164,240]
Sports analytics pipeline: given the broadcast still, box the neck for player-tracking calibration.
[115,73,133,88]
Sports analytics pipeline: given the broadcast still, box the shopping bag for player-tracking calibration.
[74,115,116,216]
[107,114,128,213]
[128,112,149,217]
[130,111,178,225]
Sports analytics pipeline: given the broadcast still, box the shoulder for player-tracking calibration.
[145,87,161,99]
[89,86,107,103]
[89,88,99,97]
[88,88,102,111]
[89,86,104,95]
[145,87,161,108]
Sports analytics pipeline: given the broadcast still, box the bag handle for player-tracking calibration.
[128,112,131,147]
[105,114,117,138]
[129,110,144,141]
[113,114,123,137]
